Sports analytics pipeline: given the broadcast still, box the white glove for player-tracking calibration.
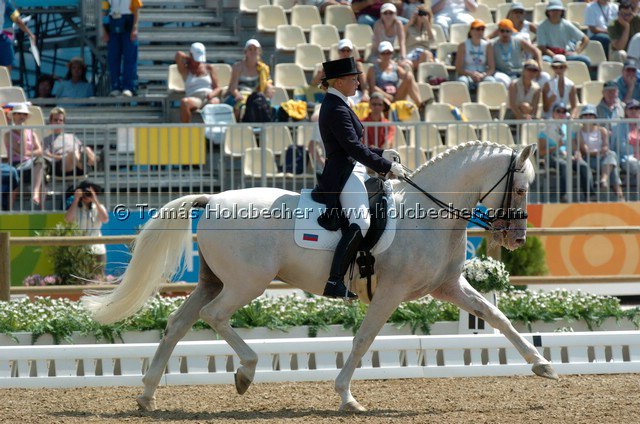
[389,162,406,178]
[382,149,401,164]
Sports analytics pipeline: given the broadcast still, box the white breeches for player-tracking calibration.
[339,163,370,237]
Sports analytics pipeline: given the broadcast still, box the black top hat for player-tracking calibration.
[322,57,361,81]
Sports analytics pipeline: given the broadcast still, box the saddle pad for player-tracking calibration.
[294,181,397,255]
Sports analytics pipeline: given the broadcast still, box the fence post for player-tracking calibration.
[0,232,10,301]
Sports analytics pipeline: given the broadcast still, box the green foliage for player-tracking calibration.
[463,256,511,293]
[40,221,100,284]
[476,225,548,276]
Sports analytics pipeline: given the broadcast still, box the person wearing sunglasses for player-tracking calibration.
[609,1,640,62]
[504,59,541,120]
[455,19,496,94]
[542,54,578,119]
[367,40,422,105]
[486,3,537,42]
[404,5,436,71]
[611,100,640,187]
[584,0,618,59]
[537,0,591,67]
[362,92,396,149]
[492,19,544,89]
[371,3,409,66]
[615,58,640,104]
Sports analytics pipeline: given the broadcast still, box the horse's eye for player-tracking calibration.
[515,188,526,196]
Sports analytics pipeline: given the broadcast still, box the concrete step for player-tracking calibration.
[140,0,207,7]
[138,28,238,44]
[139,11,222,24]
[139,45,242,63]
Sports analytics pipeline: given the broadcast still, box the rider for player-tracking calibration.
[314,57,405,299]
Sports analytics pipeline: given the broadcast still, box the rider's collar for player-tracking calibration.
[327,87,350,106]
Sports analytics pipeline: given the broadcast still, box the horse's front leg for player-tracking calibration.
[336,285,405,412]
[431,276,559,380]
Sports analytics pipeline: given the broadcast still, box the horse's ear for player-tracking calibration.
[516,144,536,168]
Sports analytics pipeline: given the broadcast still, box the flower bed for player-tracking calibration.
[1,289,639,345]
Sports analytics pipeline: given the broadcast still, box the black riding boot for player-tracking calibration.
[323,223,363,299]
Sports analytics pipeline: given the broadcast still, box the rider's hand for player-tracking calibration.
[389,162,406,178]
[382,149,401,163]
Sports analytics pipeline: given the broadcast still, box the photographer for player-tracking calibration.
[64,180,109,275]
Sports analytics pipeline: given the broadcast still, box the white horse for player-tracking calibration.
[82,141,557,412]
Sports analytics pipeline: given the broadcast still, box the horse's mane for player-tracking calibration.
[409,140,514,178]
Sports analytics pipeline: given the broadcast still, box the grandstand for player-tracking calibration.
[1,0,638,213]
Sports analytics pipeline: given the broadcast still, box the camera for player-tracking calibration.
[418,9,428,16]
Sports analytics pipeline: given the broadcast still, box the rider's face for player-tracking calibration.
[337,75,359,97]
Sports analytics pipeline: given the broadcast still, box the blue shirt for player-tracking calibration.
[52,79,94,98]
[616,71,640,103]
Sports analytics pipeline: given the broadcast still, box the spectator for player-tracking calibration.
[299,0,351,15]
[401,0,422,20]
[0,1,36,70]
[596,80,625,122]
[616,58,640,103]
[102,0,142,97]
[431,0,476,39]
[487,3,537,42]
[0,162,18,210]
[577,104,624,200]
[370,3,408,65]
[537,102,593,202]
[43,107,96,177]
[36,74,55,98]
[363,92,396,148]
[225,39,274,120]
[64,180,109,275]
[492,19,544,89]
[608,1,640,62]
[632,0,640,15]
[405,5,436,71]
[542,54,578,118]
[366,41,421,105]
[455,20,496,94]
[611,99,640,184]
[537,0,591,67]
[352,0,407,28]
[505,59,541,120]
[3,103,44,206]
[585,0,618,59]
[312,39,369,103]
[52,57,94,98]
[175,43,222,123]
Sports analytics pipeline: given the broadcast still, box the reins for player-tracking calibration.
[396,150,527,231]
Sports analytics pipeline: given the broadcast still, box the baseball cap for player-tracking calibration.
[623,58,638,70]
[190,42,206,62]
[579,104,597,117]
[470,19,486,30]
[378,41,394,53]
[603,80,617,90]
[380,3,397,14]
[337,39,354,51]
[546,0,565,11]
[625,99,640,109]
[245,39,261,49]
[510,2,525,11]
[523,59,540,70]
[553,102,568,112]
[498,19,518,33]
[552,54,567,65]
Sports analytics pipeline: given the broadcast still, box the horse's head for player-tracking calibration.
[484,144,537,251]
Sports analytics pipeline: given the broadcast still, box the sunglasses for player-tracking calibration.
[370,102,385,106]
[472,27,485,31]
[525,67,540,72]
[380,51,393,55]
[382,11,395,15]
[499,29,512,33]
[339,48,352,52]
[512,10,525,14]
[554,109,568,114]
[552,65,567,69]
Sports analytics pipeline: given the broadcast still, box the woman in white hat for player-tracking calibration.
[366,40,421,105]
[175,42,223,123]
[3,103,45,206]
[371,3,408,66]
[542,54,578,118]
[225,39,274,120]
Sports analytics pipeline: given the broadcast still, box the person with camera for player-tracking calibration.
[64,181,109,275]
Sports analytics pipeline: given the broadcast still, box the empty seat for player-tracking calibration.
[520,122,544,146]
[273,0,295,13]
[0,86,26,103]
[409,123,443,149]
[270,86,290,106]
[262,125,294,156]
[438,81,471,108]
[532,2,547,24]
[295,43,325,71]
[276,24,307,52]
[417,82,435,104]
[224,126,258,157]
[435,42,458,68]
[417,62,449,84]
[481,123,515,145]
[446,123,478,146]
[425,103,456,129]
[581,81,604,106]
[324,5,356,32]
[290,5,322,32]
[397,145,426,169]
[212,63,232,88]
[597,61,623,82]
[240,0,269,13]
[566,2,587,28]
[0,66,11,88]
[461,102,492,123]
[243,147,285,178]
[583,40,607,67]
[167,64,184,92]
[343,23,373,51]
[477,81,508,111]
[470,4,494,23]
[449,23,470,44]
[566,61,591,88]
[310,24,340,51]
[201,104,235,144]
[495,3,512,21]
[431,24,447,49]
[274,63,308,90]
[257,5,287,33]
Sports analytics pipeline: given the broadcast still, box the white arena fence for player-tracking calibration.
[1,332,639,388]
[2,118,638,212]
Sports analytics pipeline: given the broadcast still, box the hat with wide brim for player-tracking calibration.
[580,104,597,117]
[322,57,361,80]
[10,103,31,115]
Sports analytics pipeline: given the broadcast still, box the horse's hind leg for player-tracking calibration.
[137,253,223,411]
[431,276,559,380]
[199,280,270,395]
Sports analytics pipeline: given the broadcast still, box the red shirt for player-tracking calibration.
[363,115,396,148]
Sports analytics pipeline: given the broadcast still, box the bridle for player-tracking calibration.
[399,150,528,231]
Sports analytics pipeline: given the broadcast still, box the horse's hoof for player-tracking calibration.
[235,370,252,395]
[339,400,367,412]
[532,363,559,380]
[136,395,157,412]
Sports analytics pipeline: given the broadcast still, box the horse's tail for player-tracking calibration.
[81,194,207,324]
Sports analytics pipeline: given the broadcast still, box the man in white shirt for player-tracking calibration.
[584,0,618,58]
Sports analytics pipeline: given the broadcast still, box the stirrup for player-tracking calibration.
[323,280,357,299]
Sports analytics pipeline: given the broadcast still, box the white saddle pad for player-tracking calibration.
[294,180,397,255]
